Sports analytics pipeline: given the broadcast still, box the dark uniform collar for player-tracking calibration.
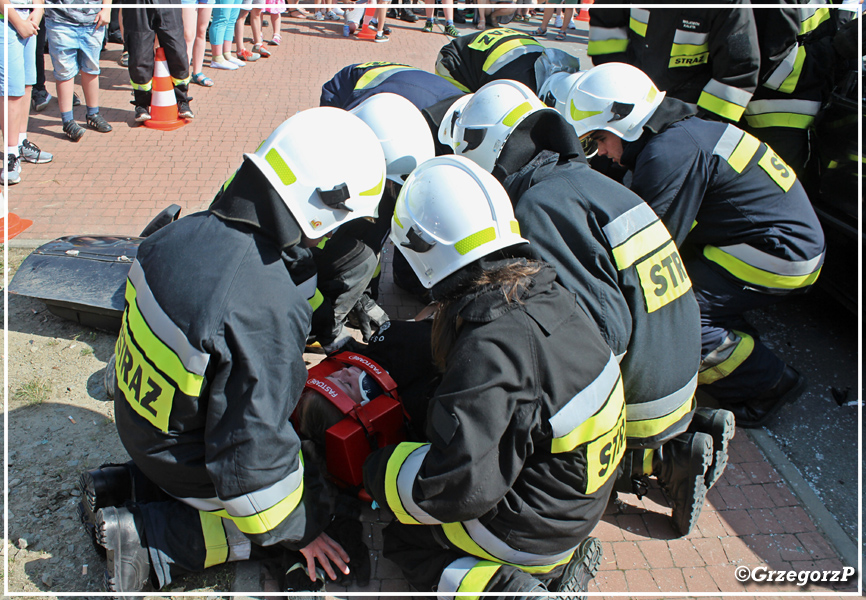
[209,157,303,251]
[621,97,696,169]
[493,109,586,183]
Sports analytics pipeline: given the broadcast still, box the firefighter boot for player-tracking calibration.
[688,407,735,489]
[549,536,602,599]
[653,432,713,536]
[96,505,152,593]
[78,463,133,555]
[487,565,550,600]
[728,365,806,428]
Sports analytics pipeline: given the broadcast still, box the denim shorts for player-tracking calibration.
[46,20,104,82]
[0,10,37,97]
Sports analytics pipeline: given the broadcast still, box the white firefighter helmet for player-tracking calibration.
[439,80,548,172]
[245,107,386,238]
[438,94,472,150]
[349,93,435,183]
[564,62,665,142]
[390,155,528,288]
[537,70,585,114]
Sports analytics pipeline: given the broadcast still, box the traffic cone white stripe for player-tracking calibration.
[151,89,176,108]
[154,59,170,79]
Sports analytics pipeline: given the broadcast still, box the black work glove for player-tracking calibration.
[325,495,372,587]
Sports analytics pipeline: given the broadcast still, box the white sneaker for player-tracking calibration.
[315,11,325,20]
[568,18,577,29]
[554,14,563,27]
[210,58,238,70]
[226,54,246,67]
[326,9,339,20]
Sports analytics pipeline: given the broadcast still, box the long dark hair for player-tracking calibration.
[431,258,544,370]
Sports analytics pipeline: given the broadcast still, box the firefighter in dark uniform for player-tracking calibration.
[123,0,192,121]
[744,3,854,192]
[587,3,760,123]
[364,155,621,597]
[77,108,387,593]
[566,63,825,429]
[434,27,581,94]
[440,78,732,537]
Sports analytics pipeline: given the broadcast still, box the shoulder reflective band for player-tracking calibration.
[438,557,499,600]
[603,202,671,269]
[384,442,443,525]
[699,330,754,385]
[712,125,760,173]
[355,65,416,90]
[800,6,830,35]
[757,146,797,191]
[482,38,544,76]
[698,79,753,122]
[550,353,623,454]
[629,8,650,37]
[625,375,697,440]
[178,459,305,536]
[703,244,823,291]
[763,44,806,94]
[467,27,525,51]
[441,520,575,572]
[743,98,821,130]
[587,26,629,56]
[669,29,709,68]
[634,240,693,313]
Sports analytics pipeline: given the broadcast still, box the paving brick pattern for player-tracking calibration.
[5,9,856,599]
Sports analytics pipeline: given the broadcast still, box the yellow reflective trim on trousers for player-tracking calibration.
[131,80,153,91]
[482,38,542,73]
[587,38,629,56]
[698,332,754,385]
[384,442,427,525]
[743,111,815,130]
[800,7,830,35]
[457,562,501,599]
[440,523,572,575]
[703,245,820,291]
[455,227,496,256]
[360,173,385,197]
[724,131,761,174]
[124,283,204,398]
[626,394,694,439]
[629,16,647,37]
[778,46,806,95]
[172,75,191,86]
[355,65,408,90]
[503,102,533,127]
[698,91,747,122]
[308,288,324,311]
[265,148,297,186]
[551,376,624,454]
[610,220,672,270]
[641,449,654,476]
[200,512,229,569]
[210,480,304,536]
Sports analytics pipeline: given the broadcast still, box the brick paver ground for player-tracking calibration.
[4,7,858,598]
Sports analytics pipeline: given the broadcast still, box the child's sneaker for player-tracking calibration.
[422,20,433,32]
[374,31,389,42]
[86,113,113,133]
[31,89,52,112]
[63,119,86,141]
[252,43,271,57]
[325,9,340,20]
[3,154,21,186]
[18,139,53,163]
[134,106,151,123]
[236,48,259,61]
[314,11,325,20]
[554,14,563,27]
[444,23,459,36]
[177,102,194,119]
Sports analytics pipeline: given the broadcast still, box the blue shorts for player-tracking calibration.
[46,20,104,82]
[0,10,37,97]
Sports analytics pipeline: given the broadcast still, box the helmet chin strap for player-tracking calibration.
[317,182,353,212]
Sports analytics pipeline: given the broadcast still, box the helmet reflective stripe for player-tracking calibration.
[390,156,528,288]
[245,107,386,238]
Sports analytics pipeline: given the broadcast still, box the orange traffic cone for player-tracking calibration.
[1,213,34,241]
[357,6,378,40]
[577,0,593,22]
[144,47,189,131]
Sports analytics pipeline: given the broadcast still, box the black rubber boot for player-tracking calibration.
[653,432,712,537]
[688,407,735,489]
[78,464,134,555]
[725,365,806,428]
[549,536,602,599]
[96,505,152,593]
